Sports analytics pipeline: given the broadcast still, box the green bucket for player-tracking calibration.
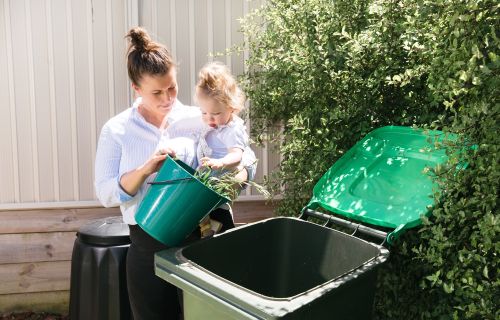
[135,156,230,246]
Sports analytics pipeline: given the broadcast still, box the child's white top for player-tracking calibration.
[197,115,249,162]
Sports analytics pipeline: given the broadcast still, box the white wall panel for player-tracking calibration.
[1,0,270,209]
[154,0,172,54]
[93,0,112,140]
[71,0,93,201]
[193,0,209,86]
[230,0,244,76]
[0,0,17,203]
[31,0,55,202]
[45,0,60,202]
[211,0,227,65]
[52,0,76,201]
[111,0,130,115]
[173,0,192,104]
[138,0,251,107]
[0,0,136,207]
[10,0,36,202]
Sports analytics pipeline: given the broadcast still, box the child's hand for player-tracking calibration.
[200,157,225,170]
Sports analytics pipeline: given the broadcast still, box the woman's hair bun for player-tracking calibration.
[127,27,152,52]
[125,27,175,86]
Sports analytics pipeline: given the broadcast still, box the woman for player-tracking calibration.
[94,27,256,319]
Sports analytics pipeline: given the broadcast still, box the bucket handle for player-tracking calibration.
[148,177,194,185]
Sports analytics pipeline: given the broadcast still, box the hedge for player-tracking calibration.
[237,0,499,318]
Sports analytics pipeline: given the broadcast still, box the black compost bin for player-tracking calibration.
[69,216,131,320]
[155,217,389,319]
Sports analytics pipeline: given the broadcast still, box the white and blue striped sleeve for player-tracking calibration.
[94,123,134,207]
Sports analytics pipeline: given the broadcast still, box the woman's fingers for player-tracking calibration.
[141,149,171,176]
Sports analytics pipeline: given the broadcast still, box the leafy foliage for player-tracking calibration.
[240,0,444,216]
[237,0,499,318]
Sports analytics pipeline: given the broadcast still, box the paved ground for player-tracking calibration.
[0,313,68,320]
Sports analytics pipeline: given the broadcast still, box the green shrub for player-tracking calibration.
[397,1,499,318]
[238,0,499,318]
[240,0,443,215]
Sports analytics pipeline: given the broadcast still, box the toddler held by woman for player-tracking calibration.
[195,61,250,237]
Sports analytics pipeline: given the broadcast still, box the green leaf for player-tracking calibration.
[443,282,454,293]
[482,265,489,279]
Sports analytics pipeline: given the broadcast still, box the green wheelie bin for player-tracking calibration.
[154,126,457,319]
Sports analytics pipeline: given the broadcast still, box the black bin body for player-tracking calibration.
[155,217,389,319]
[69,216,131,320]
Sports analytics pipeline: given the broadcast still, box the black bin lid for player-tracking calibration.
[78,216,130,246]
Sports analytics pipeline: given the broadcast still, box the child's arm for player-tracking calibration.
[200,147,243,170]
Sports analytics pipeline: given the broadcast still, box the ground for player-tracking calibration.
[0,313,68,320]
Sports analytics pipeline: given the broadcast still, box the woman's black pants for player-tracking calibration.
[126,208,234,320]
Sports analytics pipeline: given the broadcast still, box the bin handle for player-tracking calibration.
[351,224,360,237]
[300,208,389,246]
[148,177,194,185]
[322,216,332,227]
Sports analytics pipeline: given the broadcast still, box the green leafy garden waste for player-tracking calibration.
[194,165,270,202]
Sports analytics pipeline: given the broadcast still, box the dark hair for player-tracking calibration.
[125,27,175,86]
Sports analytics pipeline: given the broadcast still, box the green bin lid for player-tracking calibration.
[306,126,456,243]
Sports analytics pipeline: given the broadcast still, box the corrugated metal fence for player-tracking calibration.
[0,0,276,210]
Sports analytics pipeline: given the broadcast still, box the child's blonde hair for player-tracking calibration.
[196,61,245,113]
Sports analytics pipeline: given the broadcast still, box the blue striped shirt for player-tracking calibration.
[94,98,255,224]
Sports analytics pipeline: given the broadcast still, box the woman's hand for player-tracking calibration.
[119,148,176,196]
[141,148,176,176]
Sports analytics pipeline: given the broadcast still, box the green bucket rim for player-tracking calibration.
[157,156,231,202]
[135,156,231,246]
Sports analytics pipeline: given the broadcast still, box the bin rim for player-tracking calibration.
[77,216,130,246]
[155,217,389,318]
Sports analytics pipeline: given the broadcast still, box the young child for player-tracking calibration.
[195,61,250,237]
